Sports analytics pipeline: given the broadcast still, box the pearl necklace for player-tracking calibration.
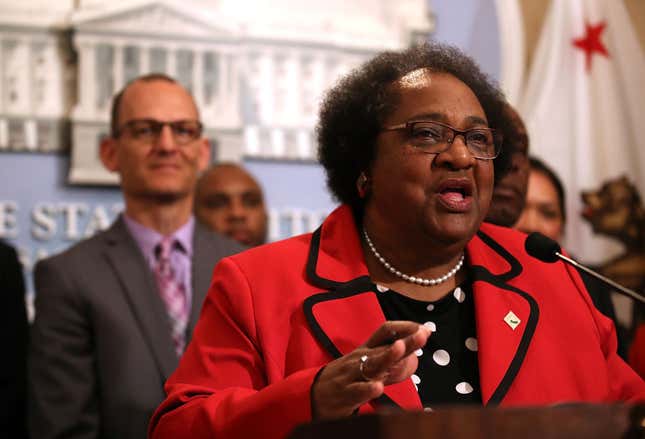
[363,228,465,286]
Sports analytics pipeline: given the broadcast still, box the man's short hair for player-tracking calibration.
[109,73,178,138]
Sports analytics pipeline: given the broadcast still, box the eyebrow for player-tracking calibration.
[407,112,489,126]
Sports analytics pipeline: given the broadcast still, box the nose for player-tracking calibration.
[433,134,475,169]
[154,124,178,152]
[228,198,247,221]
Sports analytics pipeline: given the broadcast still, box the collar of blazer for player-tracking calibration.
[302,206,539,409]
[101,217,241,382]
[102,216,181,381]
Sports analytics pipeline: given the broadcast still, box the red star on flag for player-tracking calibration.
[572,21,610,72]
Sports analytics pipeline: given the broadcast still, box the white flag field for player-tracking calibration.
[518,0,645,264]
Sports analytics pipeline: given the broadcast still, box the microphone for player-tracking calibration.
[525,232,645,305]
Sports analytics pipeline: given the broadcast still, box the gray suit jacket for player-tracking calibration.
[29,217,244,439]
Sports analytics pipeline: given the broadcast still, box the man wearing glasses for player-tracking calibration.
[29,74,243,439]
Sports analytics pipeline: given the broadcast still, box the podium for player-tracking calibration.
[288,404,644,439]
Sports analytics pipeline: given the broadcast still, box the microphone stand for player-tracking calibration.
[555,252,645,305]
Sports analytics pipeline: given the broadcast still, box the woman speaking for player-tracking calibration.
[149,43,644,439]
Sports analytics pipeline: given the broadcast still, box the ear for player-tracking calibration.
[99,137,119,173]
[197,138,211,172]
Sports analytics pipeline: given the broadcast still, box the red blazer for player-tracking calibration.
[149,205,644,439]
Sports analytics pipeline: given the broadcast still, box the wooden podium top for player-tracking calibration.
[288,404,644,439]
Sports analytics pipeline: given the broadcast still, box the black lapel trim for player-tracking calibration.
[471,230,539,406]
[475,230,523,281]
[303,275,374,358]
[302,275,402,410]
[306,226,343,290]
[472,268,540,405]
[304,226,536,408]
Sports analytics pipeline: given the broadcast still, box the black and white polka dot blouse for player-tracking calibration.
[373,280,482,409]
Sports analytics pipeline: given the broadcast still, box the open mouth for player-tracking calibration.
[436,179,474,211]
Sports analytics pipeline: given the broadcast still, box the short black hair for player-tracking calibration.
[529,156,567,223]
[109,73,179,137]
[317,42,509,217]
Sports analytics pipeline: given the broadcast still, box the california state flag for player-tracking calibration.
[518,0,645,263]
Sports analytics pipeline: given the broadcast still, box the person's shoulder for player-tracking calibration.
[227,232,313,268]
[0,239,13,252]
[477,223,586,289]
[477,222,528,253]
[193,222,246,257]
[0,240,21,274]
[0,239,18,258]
[35,223,116,272]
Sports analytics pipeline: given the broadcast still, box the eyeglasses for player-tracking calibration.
[114,119,203,145]
[382,120,502,160]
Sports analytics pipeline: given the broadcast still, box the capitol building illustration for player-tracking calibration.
[0,0,434,184]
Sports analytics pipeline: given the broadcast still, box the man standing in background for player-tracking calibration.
[195,163,269,247]
[29,74,243,439]
[485,103,530,227]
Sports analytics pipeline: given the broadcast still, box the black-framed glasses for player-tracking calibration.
[115,119,203,145]
[382,120,502,160]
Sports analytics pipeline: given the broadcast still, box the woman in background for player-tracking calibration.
[515,157,567,242]
[515,157,626,358]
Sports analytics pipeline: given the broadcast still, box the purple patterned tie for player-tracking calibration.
[154,237,188,357]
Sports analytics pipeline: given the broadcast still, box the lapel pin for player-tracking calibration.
[504,311,521,330]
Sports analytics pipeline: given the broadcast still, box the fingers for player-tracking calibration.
[382,351,420,385]
[312,321,432,420]
[313,356,385,419]
[364,320,425,349]
[360,324,430,384]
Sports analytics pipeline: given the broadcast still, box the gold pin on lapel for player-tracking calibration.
[504,311,521,330]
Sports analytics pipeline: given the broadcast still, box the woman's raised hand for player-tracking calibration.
[312,321,431,420]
